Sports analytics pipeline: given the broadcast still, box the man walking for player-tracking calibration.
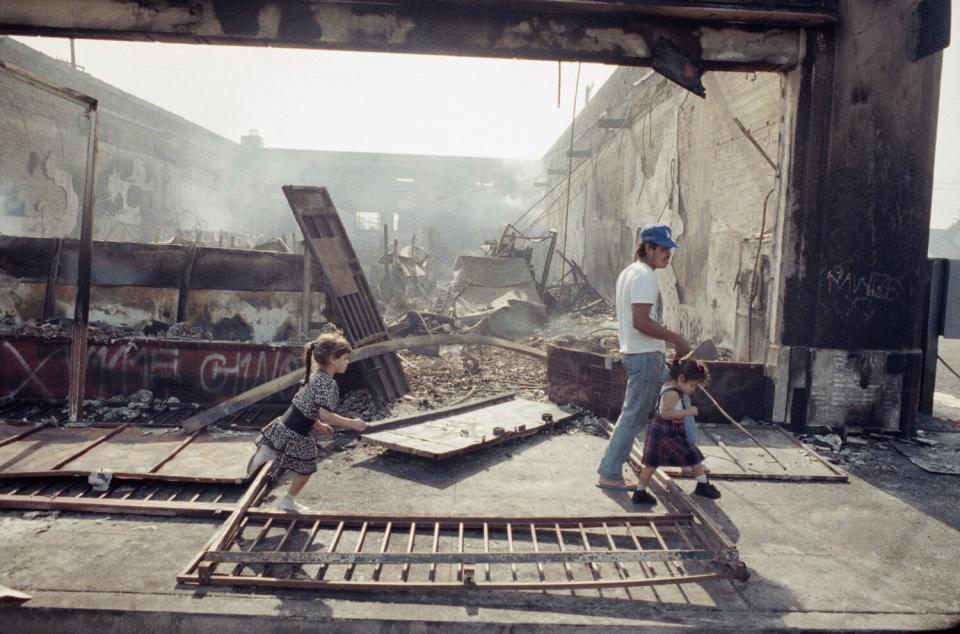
[597,223,691,491]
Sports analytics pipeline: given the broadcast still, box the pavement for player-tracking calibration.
[2,425,959,632]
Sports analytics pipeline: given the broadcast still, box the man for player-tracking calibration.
[597,223,691,491]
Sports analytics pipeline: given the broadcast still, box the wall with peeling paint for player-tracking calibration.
[536,67,787,357]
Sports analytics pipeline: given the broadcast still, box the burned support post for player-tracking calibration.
[0,63,101,424]
[68,105,100,423]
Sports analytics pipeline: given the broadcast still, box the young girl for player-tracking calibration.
[247,332,367,512]
[632,358,721,504]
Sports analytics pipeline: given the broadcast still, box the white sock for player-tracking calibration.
[695,474,708,484]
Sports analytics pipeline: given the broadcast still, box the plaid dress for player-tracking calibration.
[640,386,705,468]
[256,370,339,476]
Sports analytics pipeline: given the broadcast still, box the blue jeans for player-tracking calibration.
[597,351,666,480]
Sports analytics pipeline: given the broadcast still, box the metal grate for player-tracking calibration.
[0,474,244,518]
[179,509,742,591]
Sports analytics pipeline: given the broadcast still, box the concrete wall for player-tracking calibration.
[536,67,787,357]
[0,37,539,273]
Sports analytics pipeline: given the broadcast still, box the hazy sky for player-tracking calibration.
[13,26,959,228]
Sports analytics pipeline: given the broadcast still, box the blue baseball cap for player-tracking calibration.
[640,223,679,249]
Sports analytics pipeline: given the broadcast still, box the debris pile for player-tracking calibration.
[68,390,197,424]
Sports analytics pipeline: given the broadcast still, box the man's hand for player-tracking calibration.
[673,336,692,360]
[313,421,334,436]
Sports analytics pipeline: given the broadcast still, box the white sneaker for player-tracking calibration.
[279,496,310,513]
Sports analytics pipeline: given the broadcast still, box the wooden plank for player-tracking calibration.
[0,423,47,449]
[51,424,129,470]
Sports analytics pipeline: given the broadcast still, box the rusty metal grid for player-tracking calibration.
[179,509,737,591]
[0,474,243,518]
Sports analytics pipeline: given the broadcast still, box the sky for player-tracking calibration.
[12,21,960,228]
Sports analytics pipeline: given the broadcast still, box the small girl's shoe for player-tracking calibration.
[279,496,310,513]
[631,489,657,505]
[693,482,721,499]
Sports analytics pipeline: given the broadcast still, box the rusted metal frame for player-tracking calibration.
[50,423,128,470]
[457,522,465,581]
[529,524,547,582]
[315,520,345,580]
[148,429,204,473]
[600,522,632,583]
[46,480,76,500]
[372,521,393,581]
[288,520,323,580]
[204,547,716,566]
[429,522,441,581]
[554,523,576,583]
[482,523,491,582]
[401,522,416,582]
[506,523,518,581]
[343,521,369,581]
[648,522,686,584]
[42,238,63,319]
[0,469,252,485]
[186,571,725,592]
[577,522,602,579]
[165,485,185,502]
[228,517,266,577]
[245,509,690,529]
[197,463,272,583]
[0,423,48,449]
[0,494,231,518]
[263,519,300,578]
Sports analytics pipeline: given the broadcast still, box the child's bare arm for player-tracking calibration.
[315,408,367,432]
[660,391,698,420]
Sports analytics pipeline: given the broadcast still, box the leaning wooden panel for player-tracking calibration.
[363,398,573,459]
[283,185,408,403]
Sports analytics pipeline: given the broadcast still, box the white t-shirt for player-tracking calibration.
[615,261,664,354]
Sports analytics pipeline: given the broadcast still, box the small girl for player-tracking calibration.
[632,358,721,504]
[247,332,367,512]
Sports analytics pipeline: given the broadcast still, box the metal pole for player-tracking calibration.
[560,63,581,287]
[68,106,100,423]
[69,39,76,69]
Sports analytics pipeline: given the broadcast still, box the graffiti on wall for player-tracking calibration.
[0,339,303,404]
[823,264,903,320]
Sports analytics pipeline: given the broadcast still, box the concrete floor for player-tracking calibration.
[1,426,959,632]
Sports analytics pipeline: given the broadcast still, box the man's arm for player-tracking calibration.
[632,303,691,358]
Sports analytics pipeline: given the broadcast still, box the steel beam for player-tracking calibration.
[0,1,835,67]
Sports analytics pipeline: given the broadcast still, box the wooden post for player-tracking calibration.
[68,106,99,423]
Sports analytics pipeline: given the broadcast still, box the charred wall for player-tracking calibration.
[0,235,325,342]
[536,66,787,356]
